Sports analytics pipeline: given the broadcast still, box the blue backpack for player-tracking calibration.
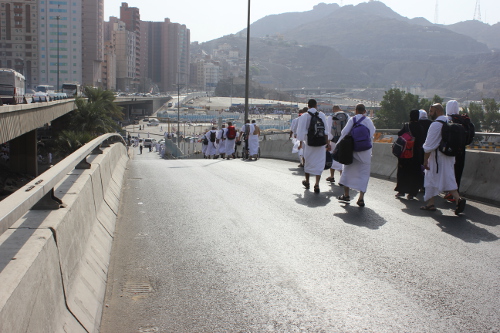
[351,116,372,152]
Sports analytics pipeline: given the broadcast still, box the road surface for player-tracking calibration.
[100,151,500,332]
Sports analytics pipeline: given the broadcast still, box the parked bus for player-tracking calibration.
[35,84,55,93]
[0,68,26,105]
[61,83,81,97]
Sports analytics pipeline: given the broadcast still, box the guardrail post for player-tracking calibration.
[91,145,103,154]
[32,188,63,210]
[101,139,110,148]
[75,156,91,169]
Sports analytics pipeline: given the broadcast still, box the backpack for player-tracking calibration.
[209,131,216,143]
[351,116,372,152]
[307,111,326,147]
[226,126,236,139]
[331,112,348,143]
[392,124,415,159]
[437,120,466,156]
[243,124,250,139]
[202,136,208,145]
[450,113,475,146]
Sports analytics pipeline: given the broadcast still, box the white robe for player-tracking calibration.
[296,108,328,176]
[205,130,218,156]
[337,114,376,193]
[217,128,227,155]
[423,115,458,201]
[248,124,259,156]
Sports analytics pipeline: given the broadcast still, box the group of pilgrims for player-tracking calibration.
[289,99,467,215]
[199,120,261,160]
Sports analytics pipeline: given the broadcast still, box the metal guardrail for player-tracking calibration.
[376,129,500,137]
[0,133,126,235]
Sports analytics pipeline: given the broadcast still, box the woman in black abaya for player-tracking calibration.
[394,109,425,200]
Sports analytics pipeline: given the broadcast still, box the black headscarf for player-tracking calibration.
[410,109,420,122]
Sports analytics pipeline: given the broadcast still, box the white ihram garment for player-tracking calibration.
[218,128,227,155]
[423,115,458,202]
[296,108,328,176]
[205,130,218,156]
[337,114,376,193]
[248,124,259,156]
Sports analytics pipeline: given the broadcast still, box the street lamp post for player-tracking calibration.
[56,12,60,92]
[244,0,251,122]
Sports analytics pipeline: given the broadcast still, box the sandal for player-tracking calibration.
[302,180,310,189]
[455,198,466,215]
[314,185,320,193]
[338,195,350,202]
[420,204,436,211]
[395,192,405,198]
[325,177,335,183]
[357,199,365,207]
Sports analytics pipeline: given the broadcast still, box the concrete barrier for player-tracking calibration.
[0,142,129,332]
[260,139,500,205]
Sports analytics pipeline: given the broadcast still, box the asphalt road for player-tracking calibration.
[100,150,500,333]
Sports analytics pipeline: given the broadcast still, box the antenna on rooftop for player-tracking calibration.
[434,0,439,24]
[473,0,482,21]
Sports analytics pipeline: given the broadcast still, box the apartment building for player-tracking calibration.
[37,0,82,89]
[142,18,190,93]
[81,0,104,87]
[0,0,38,89]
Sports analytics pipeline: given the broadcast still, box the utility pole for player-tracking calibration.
[474,0,481,21]
[434,0,439,24]
[244,0,251,123]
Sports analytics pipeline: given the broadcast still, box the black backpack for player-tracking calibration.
[450,113,475,146]
[331,112,348,143]
[307,111,326,147]
[210,131,216,143]
[437,120,466,156]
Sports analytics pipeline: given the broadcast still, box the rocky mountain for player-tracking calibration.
[198,2,500,99]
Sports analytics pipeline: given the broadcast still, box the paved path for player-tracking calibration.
[100,152,500,332]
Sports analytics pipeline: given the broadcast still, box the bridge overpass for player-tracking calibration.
[0,96,169,177]
[0,135,499,332]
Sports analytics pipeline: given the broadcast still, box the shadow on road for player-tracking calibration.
[293,189,336,208]
[333,204,387,230]
[398,197,499,243]
[288,167,305,177]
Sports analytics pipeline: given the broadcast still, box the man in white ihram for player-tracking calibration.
[296,99,330,193]
[420,103,466,214]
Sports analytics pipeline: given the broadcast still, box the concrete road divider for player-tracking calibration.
[0,142,128,332]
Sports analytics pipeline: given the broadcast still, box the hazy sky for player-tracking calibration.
[104,0,499,43]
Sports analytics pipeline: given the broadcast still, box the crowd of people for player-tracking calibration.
[289,99,468,215]
[199,120,260,160]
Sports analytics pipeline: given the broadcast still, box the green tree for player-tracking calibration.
[464,102,484,132]
[71,86,123,135]
[55,130,95,156]
[375,89,421,129]
[482,98,500,132]
[419,95,442,111]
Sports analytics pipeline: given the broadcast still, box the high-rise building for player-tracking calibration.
[0,0,39,89]
[120,2,140,91]
[81,0,104,87]
[107,17,136,92]
[37,0,82,90]
[142,18,189,93]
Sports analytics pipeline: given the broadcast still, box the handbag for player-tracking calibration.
[324,150,333,170]
[332,135,354,165]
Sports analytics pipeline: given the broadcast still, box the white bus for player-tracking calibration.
[35,84,55,93]
[61,83,81,97]
[0,68,26,105]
